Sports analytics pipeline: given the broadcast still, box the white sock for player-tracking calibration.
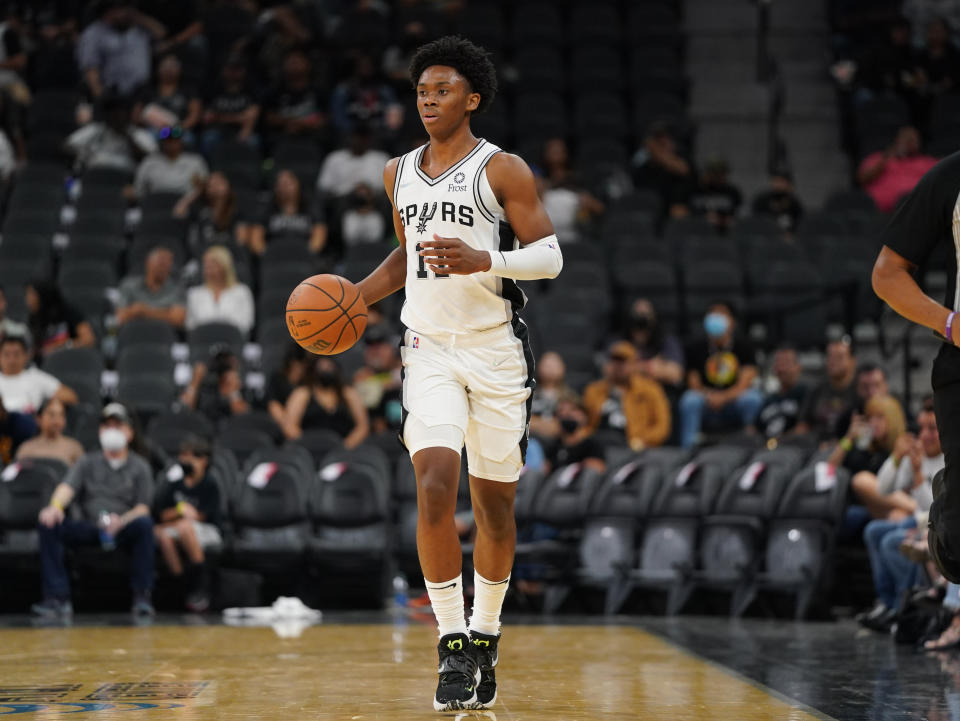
[425,574,467,638]
[469,571,510,636]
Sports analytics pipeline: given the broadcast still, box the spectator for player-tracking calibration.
[199,0,256,74]
[132,125,208,198]
[827,394,906,476]
[153,435,222,612]
[797,337,858,441]
[855,17,917,102]
[751,170,804,234]
[529,351,574,442]
[916,18,960,96]
[266,343,310,429]
[181,348,249,425]
[329,53,402,139]
[583,341,672,451]
[333,0,390,56]
[141,0,203,58]
[0,5,29,119]
[175,171,252,255]
[250,170,327,255]
[857,126,938,213]
[282,356,369,448]
[632,121,695,219]
[263,50,325,141]
[33,403,155,619]
[679,302,763,448]
[115,246,186,329]
[200,56,260,154]
[16,398,83,466]
[76,0,164,99]
[851,397,942,521]
[64,93,157,173]
[342,182,387,246]
[925,582,960,650]
[836,361,896,435]
[0,285,28,340]
[382,0,440,93]
[625,298,685,394]
[185,246,255,336]
[685,155,743,232]
[352,325,402,433]
[134,55,201,139]
[253,5,318,89]
[0,335,76,414]
[25,280,96,359]
[0,394,35,465]
[537,138,605,243]
[317,124,390,201]
[757,344,809,439]
[545,395,606,472]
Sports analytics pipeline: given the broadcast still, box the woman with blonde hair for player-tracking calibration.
[185,246,255,335]
[828,393,906,475]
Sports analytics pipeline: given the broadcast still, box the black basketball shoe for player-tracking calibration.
[468,630,500,708]
[433,632,480,712]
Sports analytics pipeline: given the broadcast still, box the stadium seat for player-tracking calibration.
[510,2,563,47]
[569,3,622,46]
[218,411,284,445]
[514,92,567,139]
[116,318,178,355]
[188,322,246,361]
[453,4,505,55]
[43,347,104,389]
[215,428,276,467]
[57,260,117,292]
[573,92,629,139]
[512,46,565,93]
[0,462,61,560]
[293,428,345,466]
[116,345,175,382]
[117,375,176,417]
[147,411,216,457]
[570,46,624,92]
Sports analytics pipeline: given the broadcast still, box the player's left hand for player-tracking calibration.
[419,234,492,275]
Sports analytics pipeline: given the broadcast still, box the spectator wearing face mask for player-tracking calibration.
[625,297,685,395]
[751,170,804,233]
[33,403,155,619]
[679,302,763,448]
[545,396,606,473]
[529,351,574,443]
[181,348,249,426]
[756,344,809,439]
[352,325,403,433]
[153,435,222,613]
[282,357,369,448]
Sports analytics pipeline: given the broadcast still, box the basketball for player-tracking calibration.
[285,274,368,355]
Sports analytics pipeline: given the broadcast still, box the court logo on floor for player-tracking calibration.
[0,682,209,714]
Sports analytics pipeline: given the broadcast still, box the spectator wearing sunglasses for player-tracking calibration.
[132,125,208,199]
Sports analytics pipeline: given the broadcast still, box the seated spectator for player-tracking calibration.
[26,280,96,358]
[857,126,937,213]
[0,335,76,414]
[545,396,606,472]
[352,325,402,433]
[836,361,895,435]
[342,183,387,246]
[757,344,809,439]
[684,155,743,232]
[317,124,389,202]
[583,341,671,451]
[185,246,255,336]
[854,17,917,103]
[153,435,222,613]
[0,5,29,107]
[76,1,163,99]
[751,170,804,233]
[64,93,157,173]
[530,351,573,443]
[33,403,155,619]
[858,401,943,632]
[200,56,260,153]
[0,394,35,465]
[263,50,325,142]
[797,337,858,442]
[115,246,186,329]
[250,170,327,256]
[16,398,83,466]
[625,298,685,395]
[828,394,906,477]
[175,171,252,254]
[181,348,249,425]
[132,125,208,198]
[0,285,28,340]
[329,53,402,139]
[679,302,763,448]
[266,344,310,428]
[852,397,942,521]
[632,121,696,219]
[537,138,605,243]
[915,18,960,96]
[282,357,369,448]
[134,55,201,140]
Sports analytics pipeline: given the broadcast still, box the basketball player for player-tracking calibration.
[357,37,562,711]
[873,154,960,585]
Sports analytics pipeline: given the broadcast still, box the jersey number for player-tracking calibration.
[415,242,449,279]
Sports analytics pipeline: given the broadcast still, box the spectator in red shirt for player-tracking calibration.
[857,126,938,212]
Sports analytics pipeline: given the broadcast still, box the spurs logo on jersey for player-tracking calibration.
[393,138,526,336]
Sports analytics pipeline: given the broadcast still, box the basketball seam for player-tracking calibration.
[295,278,365,351]
[336,276,361,343]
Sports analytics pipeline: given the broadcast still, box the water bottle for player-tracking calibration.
[98,510,116,551]
[392,574,408,608]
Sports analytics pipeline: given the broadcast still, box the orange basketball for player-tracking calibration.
[286,274,368,355]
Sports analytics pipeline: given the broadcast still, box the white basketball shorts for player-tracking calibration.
[399,317,535,482]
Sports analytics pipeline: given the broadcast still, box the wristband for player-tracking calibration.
[948,311,957,345]
[177,501,186,515]
[840,438,853,452]
[51,499,63,511]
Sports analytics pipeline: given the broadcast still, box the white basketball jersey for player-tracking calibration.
[393,138,525,336]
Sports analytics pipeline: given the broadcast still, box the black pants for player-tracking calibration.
[935,384,960,497]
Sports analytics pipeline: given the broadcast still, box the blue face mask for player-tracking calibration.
[704,312,730,338]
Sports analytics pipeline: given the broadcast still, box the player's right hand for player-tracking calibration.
[419,234,492,275]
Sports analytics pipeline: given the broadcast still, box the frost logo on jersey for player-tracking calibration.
[416,202,438,234]
[449,171,468,192]
[454,172,465,183]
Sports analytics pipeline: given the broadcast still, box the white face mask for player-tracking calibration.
[99,427,128,452]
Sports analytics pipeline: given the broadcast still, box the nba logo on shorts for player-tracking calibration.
[412,336,419,348]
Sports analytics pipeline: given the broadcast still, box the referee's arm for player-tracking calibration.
[873,246,955,343]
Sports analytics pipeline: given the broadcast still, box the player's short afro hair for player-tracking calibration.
[409,36,498,114]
